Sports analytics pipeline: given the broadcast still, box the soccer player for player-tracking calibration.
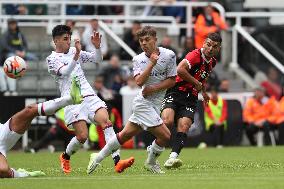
[0,78,82,178]
[46,25,133,174]
[161,32,222,169]
[87,26,177,174]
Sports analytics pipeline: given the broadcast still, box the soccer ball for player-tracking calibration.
[3,56,27,79]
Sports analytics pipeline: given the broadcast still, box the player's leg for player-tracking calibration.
[94,108,121,165]
[145,123,171,173]
[0,154,12,178]
[165,116,192,169]
[165,93,197,169]
[0,124,45,178]
[93,107,135,173]
[161,92,176,128]
[60,120,88,174]
[10,95,79,134]
[87,121,141,174]
[161,108,175,128]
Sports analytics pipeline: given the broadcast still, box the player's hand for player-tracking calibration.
[74,39,81,54]
[194,80,203,92]
[142,85,155,97]
[202,92,210,105]
[149,51,159,66]
[91,31,102,49]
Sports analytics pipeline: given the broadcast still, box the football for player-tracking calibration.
[3,56,27,79]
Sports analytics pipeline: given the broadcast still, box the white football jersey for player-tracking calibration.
[46,47,101,97]
[133,47,177,106]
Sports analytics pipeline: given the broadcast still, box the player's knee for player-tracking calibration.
[161,131,171,143]
[0,166,10,178]
[178,122,191,133]
[76,132,88,143]
[163,117,174,128]
[97,118,111,129]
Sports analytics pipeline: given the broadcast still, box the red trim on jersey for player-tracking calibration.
[56,65,65,76]
[8,168,14,178]
[41,104,46,116]
[8,118,13,131]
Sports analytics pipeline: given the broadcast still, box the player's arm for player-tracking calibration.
[135,52,159,87]
[80,32,103,64]
[177,59,202,91]
[142,76,176,97]
[47,40,80,77]
[142,52,177,96]
[200,80,210,104]
[56,39,81,76]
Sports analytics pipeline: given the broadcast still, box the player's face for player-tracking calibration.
[138,35,157,56]
[203,38,221,59]
[54,33,71,53]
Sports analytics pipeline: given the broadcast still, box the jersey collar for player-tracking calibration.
[201,48,210,63]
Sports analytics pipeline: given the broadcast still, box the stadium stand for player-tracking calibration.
[0,0,283,149]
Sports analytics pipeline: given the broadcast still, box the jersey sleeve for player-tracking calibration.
[184,50,200,69]
[79,49,103,64]
[46,56,65,76]
[46,55,78,77]
[132,56,142,77]
[166,51,177,78]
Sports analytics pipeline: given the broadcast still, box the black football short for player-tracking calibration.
[161,89,197,122]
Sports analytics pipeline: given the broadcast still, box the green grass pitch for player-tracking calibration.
[2,147,284,189]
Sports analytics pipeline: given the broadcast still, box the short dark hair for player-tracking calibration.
[136,26,156,39]
[207,32,222,43]
[52,25,72,39]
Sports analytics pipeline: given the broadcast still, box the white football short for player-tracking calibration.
[128,95,163,130]
[64,95,107,128]
[0,119,22,158]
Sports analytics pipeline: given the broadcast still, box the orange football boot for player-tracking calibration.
[115,157,135,173]
[59,153,71,174]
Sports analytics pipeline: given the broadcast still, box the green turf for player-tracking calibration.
[2,147,284,189]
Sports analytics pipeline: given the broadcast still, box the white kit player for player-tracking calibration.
[0,78,82,178]
[46,25,133,174]
[87,26,177,174]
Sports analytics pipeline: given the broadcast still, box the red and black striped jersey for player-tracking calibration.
[175,48,217,96]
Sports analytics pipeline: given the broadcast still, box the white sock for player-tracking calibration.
[146,140,165,165]
[6,130,22,154]
[65,137,83,156]
[169,152,179,159]
[96,135,121,164]
[38,96,72,116]
[11,168,28,178]
[103,126,120,158]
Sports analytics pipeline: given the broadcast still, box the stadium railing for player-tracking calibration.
[0,0,225,37]
[227,12,284,87]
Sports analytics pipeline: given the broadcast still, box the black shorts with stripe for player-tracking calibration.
[161,88,198,122]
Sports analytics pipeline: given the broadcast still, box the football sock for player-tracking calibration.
[10,168,28,178]
[103,126,121,164]
[6,130,22,153]
[38,96,72,116]
[65,137,83,157]
[96,135,121,164]
[146,140,165,165]
[171,132,187,158]
[62,152,70,160]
